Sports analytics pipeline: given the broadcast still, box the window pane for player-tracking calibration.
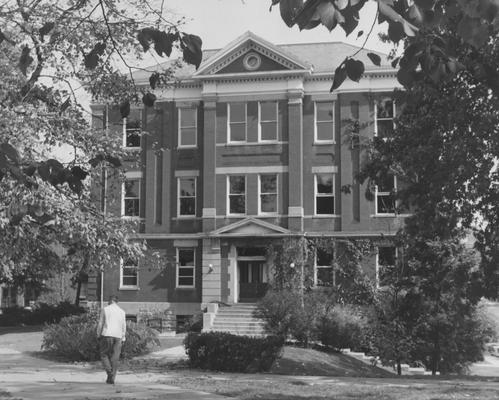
[316,174,333,194]
[125,180,140,197]
[377,99,393,118]
[377,194,395,214]
[229,176,245,194]
[126,132,140,147]
[180,109,196,127]
[179,267,194,277]
[316,102,334,121]
[230,103,245,122]
[260,102,276,121]
[261,194,277,213]
[230,123,246,141]
[377,120,394,137]
[260,175,277,193]
[379,247,396,266]
[316,196,334,214]
[317,248,333,266]
[180,127,196,146]
[178,277,193,286]
[317,268,334,286]
[316,121,334,141]
[125,199,139,216]
[261,122,277,141]
[378,175,394,192]
[180,198,195,215]
[179,249,194,266]
[122,276,137,286]
[180,178,195,197]
[230,195,245,214]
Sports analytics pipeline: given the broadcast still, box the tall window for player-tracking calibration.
[228,103,246,142]
[178,108,197,147]
[178,177,196,217]
[377,246,396,287]
[259,101,278,141]
[228,175,246,214]
[315,174,335,215]
[375,98,395,138]
[315,102,335,142]
[124,109,141,148]
[121,259,139,288]
[177,248,195,288]
[315,248,334,286]
[259,174,277,214]
[123,179,140,217]
[376,175,396,214]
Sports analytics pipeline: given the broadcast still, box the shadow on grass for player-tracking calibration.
[0,325,43,335]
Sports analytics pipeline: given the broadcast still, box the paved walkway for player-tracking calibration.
[0,333,224,400]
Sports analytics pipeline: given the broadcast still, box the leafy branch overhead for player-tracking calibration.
[271,0,499,91]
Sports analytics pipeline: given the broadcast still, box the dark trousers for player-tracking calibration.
[99,336,122,379]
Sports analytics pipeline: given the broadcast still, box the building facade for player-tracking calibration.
[88,32,405,319]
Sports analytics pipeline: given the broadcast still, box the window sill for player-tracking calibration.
[313,141,335,145]
[119,286,139,291]
[176,286,195,290]
[177,145,197,149]
[312,214,340,218]
[176,215,197,219]
[121,216,143,221]
[123,147,141,151]
[371,214,412,218]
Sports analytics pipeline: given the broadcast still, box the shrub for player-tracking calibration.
[42,309,159,361]
[0,301,85,327]
[184,332,284,372]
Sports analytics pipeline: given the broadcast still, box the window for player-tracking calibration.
[375,98,395,138]
[315,174,335,215]
[177,248,195,288]
[178,108,197,147]
[259,101,278,141]
[228,175,246,214]
[121,259,139,288]
[178,177,196,217]
[377,246,396,287]
[228,103,246,142]
[315,248,334,286]
[259,174,277,214]
[315,102,335,142]
[123,179,140,217]
[376,175,396,215]
[123,109,141,148]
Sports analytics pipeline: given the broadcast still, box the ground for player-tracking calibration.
[1,328,499,400]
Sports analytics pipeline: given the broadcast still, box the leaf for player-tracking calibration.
[88,153,105,167]
[335,0,349,10]
[71,166,88,180]
[457,16,489,48]
[149,73,160,90]
[0,30,6,44]
[142,92,156,107]
[280,0,303,27]
[154,31,175,57]
[120,100,130,119]
[391,57,400,68]
[345,58,365,82]
[181,34,203,69]
[315,1,345,31]
[357,30,364,38]
[19,46,34,76]
[414,0,435,10]
[330,62,347,91]
[367,52,381,66]
[137,28,154,52]
[60,97,71,114]
[67,176,83,195]
[387,21,405,42]
[84,42,106,70]
[105,155,122,167]
[23,164,37,176]
[0,143,20,164]
[39,22,54,41]
[408,4,424,24]
[397,67,417,87]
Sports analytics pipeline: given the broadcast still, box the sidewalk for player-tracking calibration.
[0,335,223,400]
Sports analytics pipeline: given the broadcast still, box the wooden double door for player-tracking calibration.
[238,260,268,302]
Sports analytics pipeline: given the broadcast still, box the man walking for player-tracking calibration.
[97,295,126,384]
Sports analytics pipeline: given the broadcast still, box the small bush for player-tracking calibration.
[184,332,284,372]
[42,309,159,361]
[0,301,85,327]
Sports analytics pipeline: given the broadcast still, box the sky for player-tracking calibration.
[162,0,392,54]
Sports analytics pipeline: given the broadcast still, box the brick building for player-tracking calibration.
[88,32,405,320]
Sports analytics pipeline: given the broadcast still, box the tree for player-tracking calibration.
[0,1,202,294]
[271,0,499,94]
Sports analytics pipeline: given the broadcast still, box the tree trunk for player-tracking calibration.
[431,333,440,375]
[75,279,81,306]
[397,360,402,376]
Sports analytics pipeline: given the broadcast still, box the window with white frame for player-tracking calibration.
[123,109,141,148]
[178,177,196,217]
[121,258,139,288]
[315,174,335,215]
[315,101,335,142]
[123,179,140,217]
[375,98,395,138]
[228,103,246,142]
[315,248,334,286]
[376,175,396,215]
[259,101,278,141]
[177,248,195,288]
[377,246,396,287]
[259,174,277,214]
[178,108,197,147]
[228,175,246,214]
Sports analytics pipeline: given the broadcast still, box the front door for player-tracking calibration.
[238,261,268,302]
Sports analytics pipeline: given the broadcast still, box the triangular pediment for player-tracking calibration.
[211,218,292,237]
[195,31,310,76]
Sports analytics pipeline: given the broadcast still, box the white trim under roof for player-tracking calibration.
[216,166,288,174]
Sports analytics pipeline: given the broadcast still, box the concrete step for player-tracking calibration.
[214,318,265,324]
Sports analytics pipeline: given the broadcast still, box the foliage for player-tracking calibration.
[184,332,284,372]
[0,301,84,327]
[272,0,499,94]
[41,308,159,361]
